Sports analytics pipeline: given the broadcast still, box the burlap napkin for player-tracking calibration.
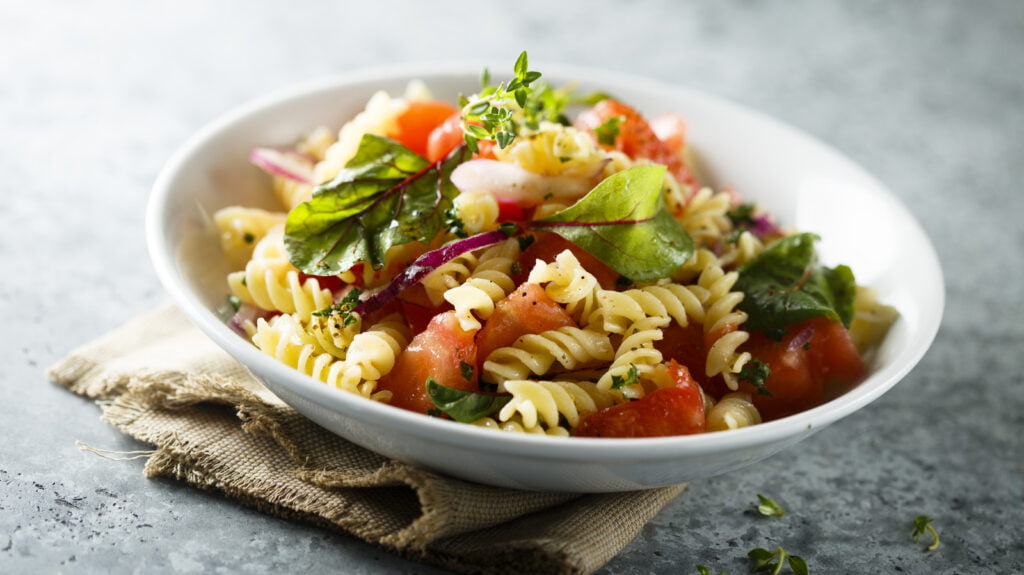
[47,303,685,575]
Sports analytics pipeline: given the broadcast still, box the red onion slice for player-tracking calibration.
[786,325,815,351]
[250,147,316,185]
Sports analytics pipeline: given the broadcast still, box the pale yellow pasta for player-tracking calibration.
[227,227,334,323]
[848,286,899,356]
[497,379,619,431]
[314,90,406,184]
[595,317,666,399]
[493,122,608,177]
[421,252,478,307]
[308,309,363,359]
[679,249,752,390]
[452,189,500,234]
[334,313,411,389]
[718,229,766,268]
[527,249,601,323]
[213,206,287,270]
[678,187,732,248]
[482,326,615,385]
[706,392,762,431]
[443,239,519,331]
[471,414,569,436]
[252,314,387,401]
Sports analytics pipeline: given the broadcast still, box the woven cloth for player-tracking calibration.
[47,303,684,574]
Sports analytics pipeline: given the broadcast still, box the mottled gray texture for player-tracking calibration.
[3,1,1021,573]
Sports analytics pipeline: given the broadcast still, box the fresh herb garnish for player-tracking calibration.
[426,378,511,423]
[460,361,475,382]
[912,516,940,551]
[594,115,624,146]
[748,547,808,575]
[444,207,469,238]
[739,360,772,396]
[610,364,640,389]
[312,288,363,327]
[727,203,757,228]
[696,566,727,575]
[284,135,470,275]
[532,165,693,282]
[735,233,856,331]
[755,494,787,518]
[226,294,241,313]
[460,51,543,153]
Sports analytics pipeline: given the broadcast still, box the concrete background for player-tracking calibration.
[3,1,1022,573]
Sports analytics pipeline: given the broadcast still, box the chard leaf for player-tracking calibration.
[532,165,693,282]
[735,232,857,331]
[284,135,470,275]
[426,378,511,423]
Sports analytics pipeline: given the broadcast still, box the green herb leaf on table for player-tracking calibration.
[912,515,940,551]
[748,546,807,575]
[735,232,856,332]
[755,494,787,517]
[284,135,470,275]
[531,165,694,282]
[426,378,511,423]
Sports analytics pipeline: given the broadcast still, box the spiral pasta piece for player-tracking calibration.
[527,249,600,323]
[706,392,762,431]
[471,414,570,436]
[308,309,362,359]
[452,189,500,235]
[443,239,519,331]
[497,379,619,431]
[596,317,666,398]
[482,326,615,384]
[251,314,387,401]
[680,249,753,390]
[213,206,287,269]
[678,187,732,248]
[330,314,411,398]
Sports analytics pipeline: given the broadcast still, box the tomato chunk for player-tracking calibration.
[392,101,460,159]
[377,311,477,414]
[575,99,699,191]
[575,360,706,437]
[742,317,864,420]
[475,282,576,365]
[425,112,464,162]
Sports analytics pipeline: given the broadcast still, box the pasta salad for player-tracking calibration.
[215,53,897,438]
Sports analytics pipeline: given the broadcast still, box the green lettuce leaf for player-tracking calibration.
[532,165,694,282]
[735,232,857,331]
[426,378,511,423]
[284,135,470,275]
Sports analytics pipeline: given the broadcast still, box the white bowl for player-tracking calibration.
[147,64,944,492]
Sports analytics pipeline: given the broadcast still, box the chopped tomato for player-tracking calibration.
[391,100,460,159]
[575,99,700,192]
[512,232,621,289]
[425,112,464,162]
[497,197,526,222]
[650,113,687,155]
[742,317,865,420]
[377,311,477,414]
[426,112,499,162]
[575,360,706,438]
[655,322,709,380]
[475,282,576,365]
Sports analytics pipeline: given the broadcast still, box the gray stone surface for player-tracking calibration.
[3,1,1022,573]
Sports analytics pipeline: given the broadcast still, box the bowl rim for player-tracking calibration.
[147,62,945,462]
